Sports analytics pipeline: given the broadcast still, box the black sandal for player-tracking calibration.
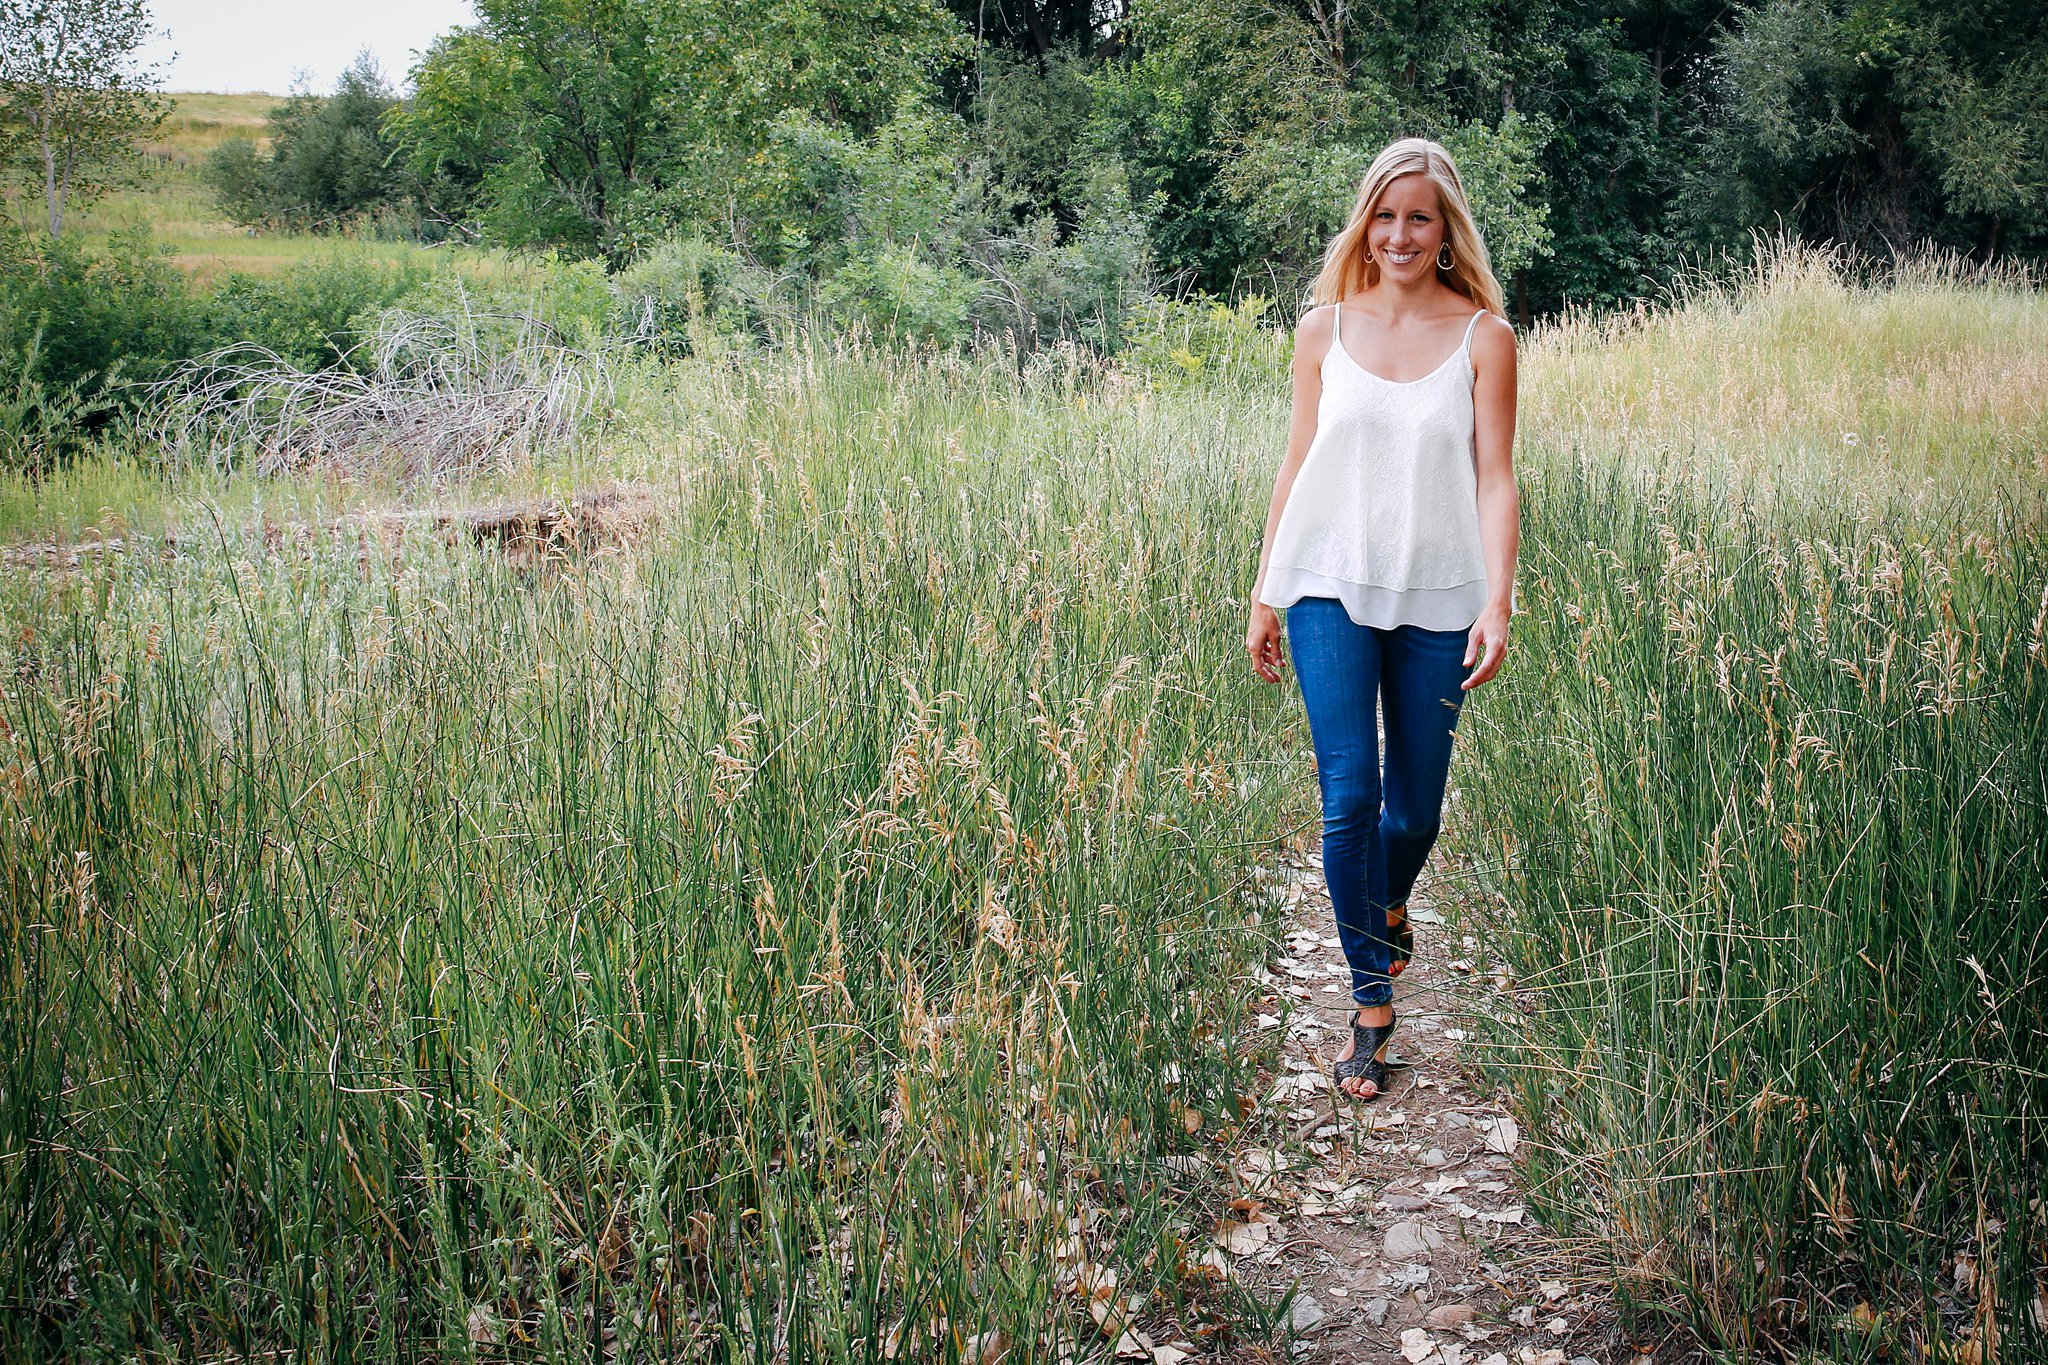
[1333,1010,1403,1101]
[1387,901,1414,979]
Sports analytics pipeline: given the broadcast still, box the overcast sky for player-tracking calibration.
[136,0,479,95]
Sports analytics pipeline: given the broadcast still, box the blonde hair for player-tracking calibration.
[1309,138,1507,316]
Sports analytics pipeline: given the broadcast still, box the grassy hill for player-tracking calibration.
[11,92,489,279]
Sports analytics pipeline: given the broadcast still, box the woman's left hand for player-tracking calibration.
[1461,604,1511,690]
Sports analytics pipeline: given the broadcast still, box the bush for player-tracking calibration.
[1118,290,1291,388]
[203,53,412,233]
[609,237,749,354]
[819,244,986,349]
[391,256,614,348]
[0,227,218,465]
[0,227,216,396]
[0,333,124,474]
[206,254,432,372]
[968,160,1158,353]
[0,227,447,468]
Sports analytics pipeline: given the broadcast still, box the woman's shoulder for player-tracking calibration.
[1292,303,1338,367]
[1469,309,1517,362]
[1293,302,1339,339]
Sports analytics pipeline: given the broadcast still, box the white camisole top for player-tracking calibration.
[1258,303,1504,631]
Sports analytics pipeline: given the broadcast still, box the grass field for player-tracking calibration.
[0,333,1314,1360]
[0,247,2042,1361]
[2,92,498,280]
[1450,250,2047,1359]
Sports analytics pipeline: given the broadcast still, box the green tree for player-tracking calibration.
[0,0,166,236]
[204,52,408,231]
[1706,0,2047,257]
[1089,0,1551,298]
[391,0,970,260]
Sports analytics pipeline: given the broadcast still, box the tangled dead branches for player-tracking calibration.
[149,306,614,483]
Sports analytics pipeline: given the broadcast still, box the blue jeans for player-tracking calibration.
[1285,597,1469,1008]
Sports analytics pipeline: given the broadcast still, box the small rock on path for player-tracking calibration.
[1211,845,1675,1363]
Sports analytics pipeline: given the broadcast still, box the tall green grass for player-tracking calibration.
[5,241,2040,1362]
[0,337,1309,1359]
[1452,248,2047,1360]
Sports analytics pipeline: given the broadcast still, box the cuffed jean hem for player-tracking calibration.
[1351,982,1394,1009]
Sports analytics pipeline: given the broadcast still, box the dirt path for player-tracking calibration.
[1206,845,1666,1365]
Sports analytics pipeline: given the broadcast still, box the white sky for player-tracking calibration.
[136,0,479,95]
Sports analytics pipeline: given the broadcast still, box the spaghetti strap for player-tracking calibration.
[1460,309,1486,351]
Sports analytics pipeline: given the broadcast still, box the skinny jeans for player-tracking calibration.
[1284,596,1469,1008]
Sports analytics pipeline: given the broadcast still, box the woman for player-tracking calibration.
[1245,138,1521,1102]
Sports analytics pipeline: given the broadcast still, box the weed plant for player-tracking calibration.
[0,335,1306,1359]
[1450,247,2048,1359]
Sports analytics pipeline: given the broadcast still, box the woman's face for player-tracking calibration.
[1367,173,1446,281]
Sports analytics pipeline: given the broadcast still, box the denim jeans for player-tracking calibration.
[1285,596,1469,1008]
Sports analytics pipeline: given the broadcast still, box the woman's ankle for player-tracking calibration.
[1354,1004,1393,1027]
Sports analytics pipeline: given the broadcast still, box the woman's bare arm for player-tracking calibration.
[1462,311,1520,688]
[1251,306,1330,599]
[1246,305,1331,681]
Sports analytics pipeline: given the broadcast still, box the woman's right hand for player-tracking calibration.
[1246,603,1286,683]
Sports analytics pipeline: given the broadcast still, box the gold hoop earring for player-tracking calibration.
[1437,243,1454,270]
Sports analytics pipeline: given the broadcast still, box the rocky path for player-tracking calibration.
[1208,846,1666,1365]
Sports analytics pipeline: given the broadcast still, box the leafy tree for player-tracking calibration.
[1089,0,1551,298]
[1706,0,2047,258]
[0,0,166,236]
[203,53,408,231]
[391,0,972,261]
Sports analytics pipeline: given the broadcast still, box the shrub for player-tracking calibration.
[391,256,614,348]
[819,244,986,349]
[0,332,123,474]
[609,237,749,354]
[203,53,411,233]
[968,160,1158,353]
[204,253,432,372]
[1118,290,1291,388]
[0,226,217,465]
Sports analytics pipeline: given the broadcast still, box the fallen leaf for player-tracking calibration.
[1181,1107,1202,1134]
[1401,1328,1440,1363]
[1112,1330,1154,1359]
[1214,1219,1271,1255]
[467,1304,503,1346]
[1539,1280,1568,1302]
[1150,1349,1192,1365]
[963,1330,1010,1363]
[1477,1115,1521,1155]
[1427,1304,1478,1328]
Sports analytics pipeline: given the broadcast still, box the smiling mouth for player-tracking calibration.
[1382,250,1419,264]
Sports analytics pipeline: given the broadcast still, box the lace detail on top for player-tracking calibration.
[1259,304,1509,630]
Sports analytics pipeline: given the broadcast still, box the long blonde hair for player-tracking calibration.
[1309,138,1507,316]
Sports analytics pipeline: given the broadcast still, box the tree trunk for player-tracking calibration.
[1981,215,2003,261]
[39,89,63,236]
